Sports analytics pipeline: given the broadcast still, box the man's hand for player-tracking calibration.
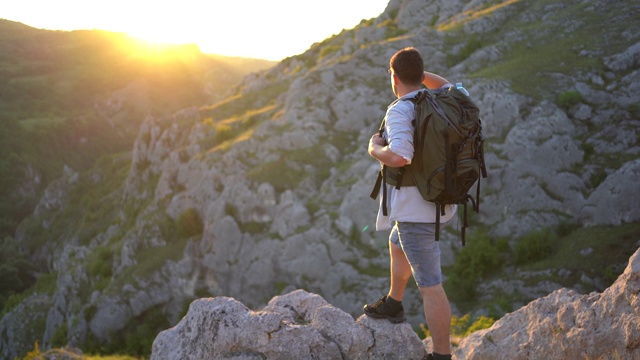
[368,133,386,153]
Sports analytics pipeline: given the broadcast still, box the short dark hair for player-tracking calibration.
[389,47,424,86]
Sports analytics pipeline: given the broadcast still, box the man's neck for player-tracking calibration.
[397,85,422,98]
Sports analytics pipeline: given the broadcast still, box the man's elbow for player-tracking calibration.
[387,155,408,168]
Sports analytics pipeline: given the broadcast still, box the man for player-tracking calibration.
[364,47,456,360]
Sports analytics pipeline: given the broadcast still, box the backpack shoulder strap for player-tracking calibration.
[370,117,388,214]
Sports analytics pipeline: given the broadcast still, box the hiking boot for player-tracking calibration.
[363,295,405,323]
[424,353,452,360]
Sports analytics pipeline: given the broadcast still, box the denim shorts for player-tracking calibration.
[389,222,443,287]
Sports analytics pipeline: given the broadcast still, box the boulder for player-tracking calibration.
[151,289,427,360]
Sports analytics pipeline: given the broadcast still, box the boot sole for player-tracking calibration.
[363,308,406,323]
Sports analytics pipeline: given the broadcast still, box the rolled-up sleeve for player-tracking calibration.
[384,101,415,163]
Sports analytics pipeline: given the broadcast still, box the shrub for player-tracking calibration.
[213,123,233,144]
[50,323,68,348]
[378,18,407,39]
[514,228,555,264]
[555,221,580,237]
[225,203,238,219]
[448,37,484,66]
[241,222,269,234]
[22,341,42,360]
[87,246,113,278]
[587,168,608,189]
[451,313,496,337]
[629,103,640,118]
[176,208,203,239]
[319,45,341,60]
[446,231,509,299]
[0,237,36,309]
[556,90,583,109]
[82,306,169,358]
[420,313,496,339]
[462,315,496,335]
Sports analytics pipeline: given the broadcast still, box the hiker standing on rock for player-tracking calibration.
[364,47,457,360]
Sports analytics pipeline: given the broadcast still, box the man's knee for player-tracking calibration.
[418,283,446,299]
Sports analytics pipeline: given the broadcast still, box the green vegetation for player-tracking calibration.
[176,208,204,239]
[628,103,640,118]
[445,34,485,67]
[374,12,408,40]
[440,0,631,101]
[514,228,555,264]
[202,80,290,123]
[203,103,279,152]
[246,156,306,194]
[240,222,270,235]
[17,153,130,254]
[0,12,352,360]
[451,314,496,337]
[446,231,509,300]
[556,90,584,109]
[1,271,57,317]
[83,305,169,358]
[520,222,640,285]
[50,323,68,348]
[87,245,114,279]
[246,142,335,195]
[0,237,36,312]
[319,45,342,61]
[21,341,141,360]
[445,222,640,314]
[420,313,496,340]
[130,210,200,278]
[0,19,270,244]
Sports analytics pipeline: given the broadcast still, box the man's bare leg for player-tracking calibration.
[419,284,452,355]
[388,241,412,301]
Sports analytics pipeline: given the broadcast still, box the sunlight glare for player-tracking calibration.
[3,0,390,60]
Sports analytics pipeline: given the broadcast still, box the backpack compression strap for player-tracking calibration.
[370,167,389,216]
[370,119,389,215]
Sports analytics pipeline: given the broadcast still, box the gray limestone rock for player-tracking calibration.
[455,248,640,359]
[151,290,426,360]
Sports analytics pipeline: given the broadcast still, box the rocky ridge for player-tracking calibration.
[150,248,640,359]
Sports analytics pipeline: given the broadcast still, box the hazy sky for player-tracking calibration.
[3,0,390,61]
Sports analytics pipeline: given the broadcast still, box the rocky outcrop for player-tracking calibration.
[151,289,427,360]
[0,293,53,359]
[152,248,640,359]
[583,158,640,225]
[454,247,640,360]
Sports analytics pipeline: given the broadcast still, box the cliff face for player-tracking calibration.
[149,248,640,359]
[2,0,640,357]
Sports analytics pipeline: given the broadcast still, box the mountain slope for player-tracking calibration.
[0,18,275,240]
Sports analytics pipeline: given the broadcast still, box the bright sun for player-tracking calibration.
[86,2,300,60]
[3,0,389,61]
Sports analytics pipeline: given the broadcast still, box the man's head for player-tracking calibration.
[389,47,424,96]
